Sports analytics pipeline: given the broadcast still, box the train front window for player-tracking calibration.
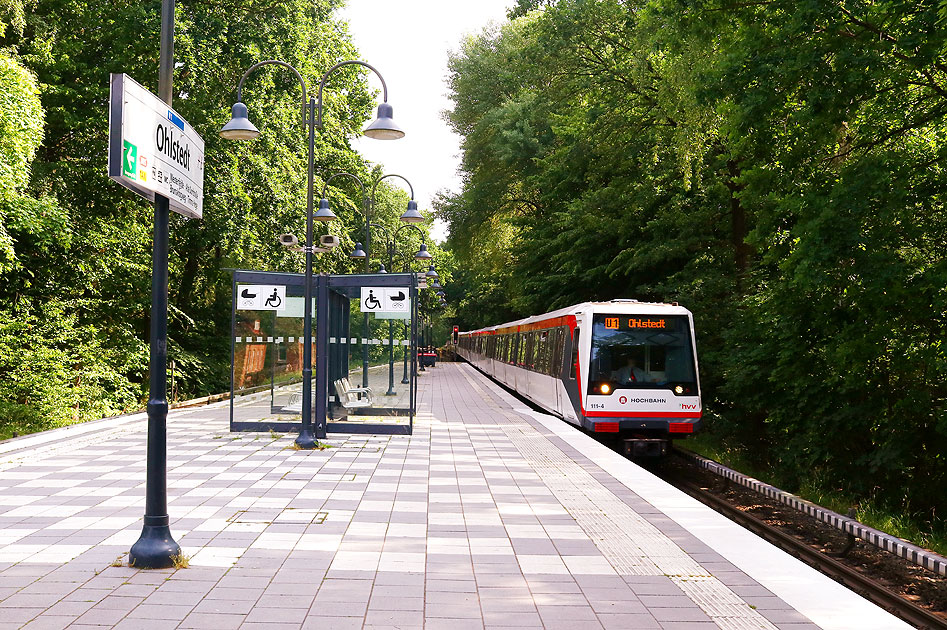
[588,314,696,394]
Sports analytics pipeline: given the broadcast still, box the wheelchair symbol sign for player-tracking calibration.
[237,285,286,311]
[361,287,411,313]
[363,289,382,310]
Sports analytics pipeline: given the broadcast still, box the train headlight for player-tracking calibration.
[600,383,611,395]
[674,385,684,395]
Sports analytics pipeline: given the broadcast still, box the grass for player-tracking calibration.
[170,553,190,569]
[680,433,947,557]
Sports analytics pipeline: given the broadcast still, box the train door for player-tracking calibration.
[553,327,565,416]
[559,324,582,425]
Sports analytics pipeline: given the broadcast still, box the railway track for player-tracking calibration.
[664,456,947,629]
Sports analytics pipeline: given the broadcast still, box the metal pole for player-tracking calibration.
[385,247,396,396]
[129,0,180,569]
[314,273,329,439]
[362,197,370,389]
[386,319,395,395]
[296,96,317,449]
[401,319,409,384]
[418,315,426,372]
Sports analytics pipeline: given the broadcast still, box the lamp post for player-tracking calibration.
[320,172,370,390]
[323,172,421,389]
[352,220,431,395]
[221,59,404,448]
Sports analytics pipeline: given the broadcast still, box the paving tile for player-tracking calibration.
[424,618,485,630]
[648,606,714,622]
[597,613,661,629]
[243,605,307,624]
[20,615,79,630]
[301,615,364,630]
[0,364,878,630]
[363,609,424,626]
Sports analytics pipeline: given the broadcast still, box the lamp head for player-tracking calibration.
[219,102,260,140]
[350,243,367,259]
[399,199,424,223]
[425,264,439,279]
[363,102,405,140]
[414,243,433,260]
[314,198,337,222]
[378,263,387,273]
[432,279,442,289]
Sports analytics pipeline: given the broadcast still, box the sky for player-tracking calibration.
[336,0,514,242]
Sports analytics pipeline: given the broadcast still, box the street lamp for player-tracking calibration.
[221,59,403,449]
[340,173,422,389]
[320,172,372,390]
[355,221,432,394]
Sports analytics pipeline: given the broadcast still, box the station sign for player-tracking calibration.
[237,285,286,311]
[360,287,411,315]
[107,73,205,219]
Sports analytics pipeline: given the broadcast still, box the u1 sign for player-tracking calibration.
[107,73,205,219]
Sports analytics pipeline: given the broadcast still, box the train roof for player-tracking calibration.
[463,300,692,335]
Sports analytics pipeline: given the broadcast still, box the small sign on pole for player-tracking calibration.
[237,285,287,311]
[360,287,411,314]
[108,73,205,219]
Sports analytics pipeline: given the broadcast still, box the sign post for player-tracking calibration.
[119,0,199,570]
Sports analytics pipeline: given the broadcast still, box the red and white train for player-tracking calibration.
[456,300,702,456]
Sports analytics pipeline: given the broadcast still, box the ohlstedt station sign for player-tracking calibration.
[108,73,205,219]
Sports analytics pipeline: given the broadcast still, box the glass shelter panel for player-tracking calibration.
[231,273,313,431]
[230,270,418,435]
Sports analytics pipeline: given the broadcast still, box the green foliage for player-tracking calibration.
[440,0,947,520]
[0,0,442,436]
[0,302,144,439]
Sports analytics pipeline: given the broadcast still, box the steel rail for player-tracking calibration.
[674,447,947,577]
[670,472,947,629]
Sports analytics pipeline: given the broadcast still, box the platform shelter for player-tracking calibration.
[229,269,419,435]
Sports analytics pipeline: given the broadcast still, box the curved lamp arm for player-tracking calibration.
[372,172,423,224]
[369,221,393,243]
[321,172,367,201]
[316,60,390,129]
[371,173,415,201]
[235,60,308,125]
[395,223,427,244]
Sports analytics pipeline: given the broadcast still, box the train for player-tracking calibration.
[456,300,702,457]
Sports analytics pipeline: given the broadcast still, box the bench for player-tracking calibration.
[334,378,374,409]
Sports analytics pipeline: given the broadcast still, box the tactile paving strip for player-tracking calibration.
[465,373,779,629]
[674,576,780,629]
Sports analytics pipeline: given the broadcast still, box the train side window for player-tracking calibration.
[558,328,567,375]
[532,332,540,371]
[536,330,549,374]
[538,331,548,374]
[569,327,580,379]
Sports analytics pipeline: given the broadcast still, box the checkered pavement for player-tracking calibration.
[0,363,829,629]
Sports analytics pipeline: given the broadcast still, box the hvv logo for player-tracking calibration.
[681,403,698,410]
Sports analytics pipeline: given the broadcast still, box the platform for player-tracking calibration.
[0,363,910,629]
